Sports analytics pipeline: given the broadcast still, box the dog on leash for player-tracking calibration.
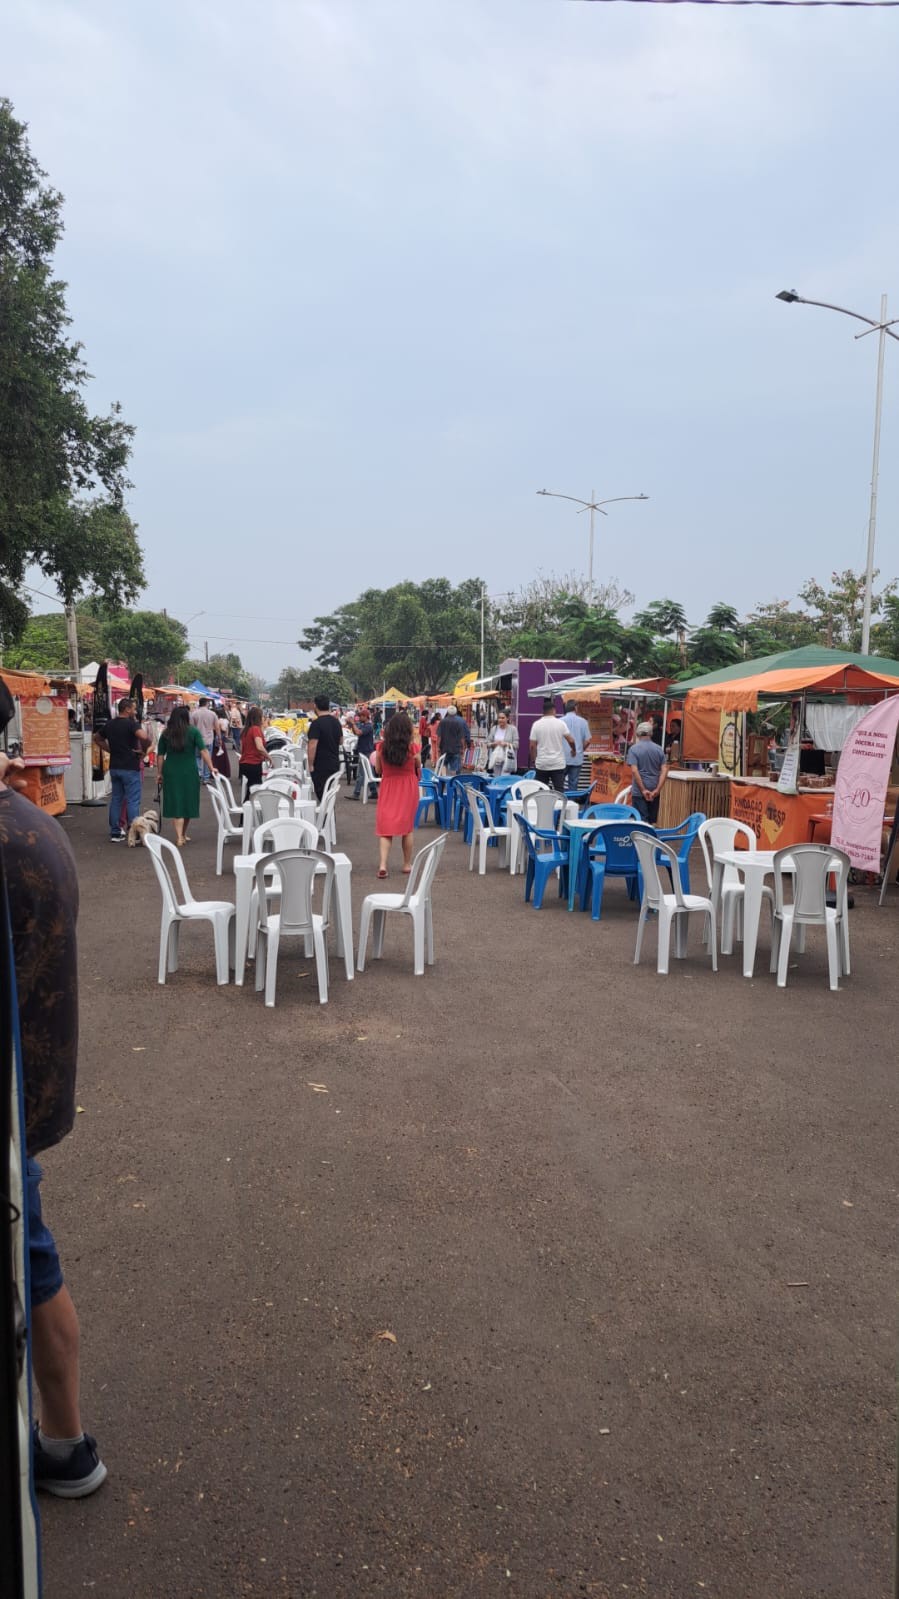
[127,809,159,847]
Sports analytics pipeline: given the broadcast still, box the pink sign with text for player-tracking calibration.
[830,697,899,869]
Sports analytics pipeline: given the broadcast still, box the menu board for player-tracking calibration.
[581,698,616,755]
[19,693,71,766]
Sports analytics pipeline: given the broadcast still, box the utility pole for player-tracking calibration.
[205,640,209,665]
[65,603,80,676]
[480,586,486,681]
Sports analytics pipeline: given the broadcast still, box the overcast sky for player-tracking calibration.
[6,0,899,683]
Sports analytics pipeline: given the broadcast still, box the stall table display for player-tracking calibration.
[657,771,731,829]
[729,777,836,850]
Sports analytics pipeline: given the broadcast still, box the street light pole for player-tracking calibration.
[536,488,649,597]
[776,288,899,655]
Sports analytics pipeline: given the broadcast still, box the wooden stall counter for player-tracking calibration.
[729,777,835,849]
[658,770,731,829]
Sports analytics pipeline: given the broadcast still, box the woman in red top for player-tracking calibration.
[239,706,268,795]
[373,711,421,877]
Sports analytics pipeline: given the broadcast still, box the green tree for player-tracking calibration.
[705,602,741,633]
[274,667,353,706]
[0,100,144,644]
[631,599,689,638]
[101,609,188,682]
[798,568,896,652]
[871,594,899,660]
[687,626,742,671]
[301,578,487,695]
[181,653,251,697]
[2,605,105,672]
[743,599,818,654]
[496,573,634,660]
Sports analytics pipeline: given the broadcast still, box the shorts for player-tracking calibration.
[26,1159,64,1308]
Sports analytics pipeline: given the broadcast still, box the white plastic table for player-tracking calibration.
[233,850,353,985]
[712,849,791,978]
[241,796,316,853]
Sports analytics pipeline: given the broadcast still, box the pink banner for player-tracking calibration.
[830,697,899,870]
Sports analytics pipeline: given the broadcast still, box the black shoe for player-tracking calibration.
[32,1427,107,1498]
[109,833,125,842]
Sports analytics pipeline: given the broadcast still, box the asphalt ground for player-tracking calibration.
[38,775,898,1599]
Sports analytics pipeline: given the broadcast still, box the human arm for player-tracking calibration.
[529,740,537,766]
[648,759,669,800]
[194,728,215,776]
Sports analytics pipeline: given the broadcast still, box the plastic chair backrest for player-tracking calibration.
[522,790,563,831]
[253,787,293,822]
[509,779,545,803]
[465,786,498,834]
[359,753,378,784]
[402,833,447,906]
[145,834,192,913]
[213,771,240,812]
[259,775,302,796]
[589,820,657,871]
[256,848,334,936]
[315,784,339,830]
[514,812,565,861]
[773,845,849,923]
[698,817,756,891]
[633,832,688,909]
[253,817,318,854]
[614,787,632,805]
[208,785,237,835]
[582,803,640,822]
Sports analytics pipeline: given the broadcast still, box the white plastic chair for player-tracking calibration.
[770,845,850,991]
[246,816,319,959]
[212,770,243,826]
[614,786,632,805]
[632,832,718,976]
[145,834,235,985]
[315,782,340,852]
[433,754,448,779]
[357,835,447,976]
[254,848,334,1006]
[208,783,244,876]
[698,817,774,953]
[357,752,381,805]
[463,787,511,874]
[522,789,567,834]
[252,787,297,823]
[509,779,547,805]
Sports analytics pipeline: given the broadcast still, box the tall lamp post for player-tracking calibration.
[536,488,648,597]
[776,289,899,655]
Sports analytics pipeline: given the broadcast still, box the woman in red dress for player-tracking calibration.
[372,711,421,877]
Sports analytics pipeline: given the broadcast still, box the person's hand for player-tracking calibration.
[0,753,27,790]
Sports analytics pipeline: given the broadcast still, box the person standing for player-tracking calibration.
[306,694,343,801]
[349,706,376,800]
[488,710,519,776]
[528,699,575,793]
[561,699,592,792]
[190,697,218,784]
[157,705,215,847]
[229,701,244,753]
[239,707,268,795]
[96,696,149,842]
[372,711,421,877]
[626,720,669,823]
[0,741,107,1498]
[437,704,471,775]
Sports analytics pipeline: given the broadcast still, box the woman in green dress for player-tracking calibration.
[157,705,214,847]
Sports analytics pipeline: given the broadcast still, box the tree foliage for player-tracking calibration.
[300,578,486,696]
[2,606,105,673]
[0,99,144,644]
[101,609,188,682]
[181,653,251,698]
[273,667,353,707]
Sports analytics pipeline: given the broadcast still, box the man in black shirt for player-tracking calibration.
[349,706,376,799]
[96,697,149,841]
[306,694,343,801]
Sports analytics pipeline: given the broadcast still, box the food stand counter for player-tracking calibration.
[588,756,628,802]
[658,770,732,828]
[729,777,835,849]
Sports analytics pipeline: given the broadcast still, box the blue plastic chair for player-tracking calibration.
[582,821,658,921]
[654,811,706,894]
[581,803,641,822]
[415,771,439,829]
[514,813,570,909]
[450,774,483,833]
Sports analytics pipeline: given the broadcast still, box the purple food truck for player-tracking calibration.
[496,658,597,771]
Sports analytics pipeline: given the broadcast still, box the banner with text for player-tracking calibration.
[830,697,899,870]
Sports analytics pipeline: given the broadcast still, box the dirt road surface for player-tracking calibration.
[38,783,898,1598]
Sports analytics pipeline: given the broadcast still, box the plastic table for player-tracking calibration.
[233,849,353,985]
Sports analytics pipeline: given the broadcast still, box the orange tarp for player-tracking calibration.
[0,668,53,697]
[686,664,899,712]
[680,703,720,762]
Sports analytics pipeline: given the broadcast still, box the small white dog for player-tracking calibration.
[127,809,159,847]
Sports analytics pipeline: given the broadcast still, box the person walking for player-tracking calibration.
[561,699,592,792]
[157,705,214,846]
[372,710,421,877]
[190,697,218,784]
[437,704,471,775]
[0,734,107,1498]
[212,708,232,779]
[488,710,519,775]
[229,701,244,754]
[306,694,343,801]
[626,721,669,823]
[96,696,149,842]
[239,707,268,795]
[528,699,575,793]
[349,705,376,799]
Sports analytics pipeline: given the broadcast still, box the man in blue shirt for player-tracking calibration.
[626,721,669,823]
[562,700,592,793]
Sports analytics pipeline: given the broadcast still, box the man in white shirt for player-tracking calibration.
[190,697,218,783]
[528,698,575,792]
[561,699,592,792]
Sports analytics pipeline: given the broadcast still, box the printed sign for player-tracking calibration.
[830,696,899,869]
[777,729,801,794]
[19,693,71,766]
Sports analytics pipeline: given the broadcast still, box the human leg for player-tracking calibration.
[537,768,566,793]
[378,835,392,874]
[108,772,125,838]
[565,764,581,792]
[121,769,143,828]
[401,832,414,870]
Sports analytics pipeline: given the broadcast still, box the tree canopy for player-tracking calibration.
[0,99,143,644]
[181,652,251,698]
[101,609,189,683]
[300,578,487,696]
[273,667,353,707]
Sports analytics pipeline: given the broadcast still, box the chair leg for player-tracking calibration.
[425,900,435,964]
[216,830,224,876]
[825,918,840,991]
[657,904,672,975]
[254,930,266,992]
[479,834,488,875]
[839,911,850,976]
[776,911,793,988]
[357,902,372,972]
[590,867,604,921]
[412,909,426,975]
[167,921,180,975]
[372,908,386,958]
[313,926,329,1003]
[468,832,476,871]
[634,906,648,965]
[721,892,735,955]
[264,927,280,1007]
[707,905,718,972]
[213,913,231,985]
[159,913,174,984]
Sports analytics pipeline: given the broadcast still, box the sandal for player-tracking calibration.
[377,868,388,879]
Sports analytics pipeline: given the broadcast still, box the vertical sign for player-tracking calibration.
[830,696,899,870]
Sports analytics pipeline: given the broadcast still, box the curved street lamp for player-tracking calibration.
[536,488,649,597]
[776,289,899,654]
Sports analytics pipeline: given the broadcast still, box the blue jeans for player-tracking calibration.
[565,764,584,792]
[109,769,142,836]
[443,752,462,775]
[232,729,242,753]
[197,741,213,780]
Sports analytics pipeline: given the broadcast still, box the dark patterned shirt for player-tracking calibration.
[0,788,78,1155]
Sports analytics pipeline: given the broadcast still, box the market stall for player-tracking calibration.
[0,668,75,814]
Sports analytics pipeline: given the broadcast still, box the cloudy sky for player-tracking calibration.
[5,0,899,682]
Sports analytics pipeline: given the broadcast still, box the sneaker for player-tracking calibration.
[32,1427,108,1498]
[109,833,125,842]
